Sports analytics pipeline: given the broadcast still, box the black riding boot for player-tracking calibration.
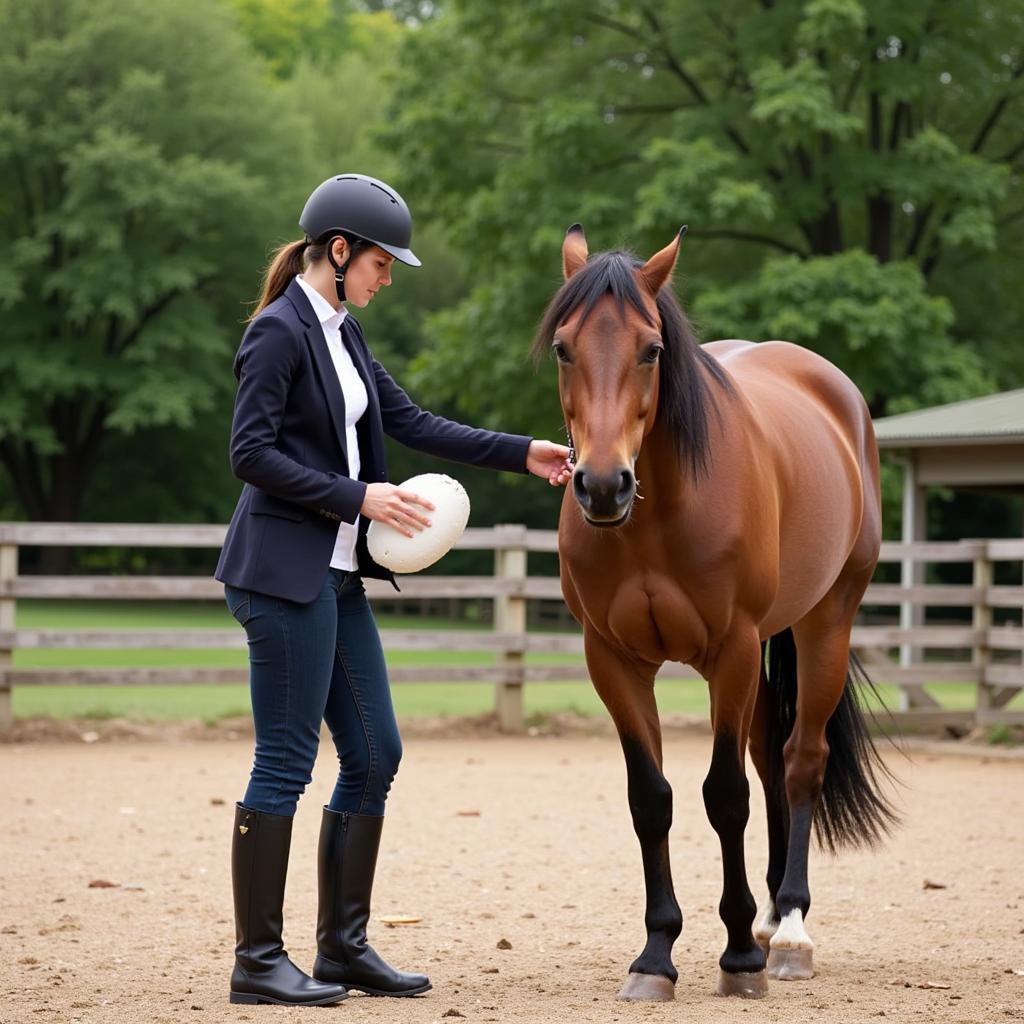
[229,804,348,1006]
[313,808,432,996]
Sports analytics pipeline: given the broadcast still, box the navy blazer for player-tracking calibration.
[214,278,533,603]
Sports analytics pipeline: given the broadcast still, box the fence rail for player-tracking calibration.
[0,524,1021,731]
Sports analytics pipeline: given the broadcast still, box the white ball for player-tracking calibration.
[366,473,471,574]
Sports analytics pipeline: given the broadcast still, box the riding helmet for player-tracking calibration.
[299,173,421,267]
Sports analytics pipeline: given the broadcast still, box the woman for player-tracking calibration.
[214,173,572,1007]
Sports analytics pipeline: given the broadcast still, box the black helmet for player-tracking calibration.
[299,173,421,267]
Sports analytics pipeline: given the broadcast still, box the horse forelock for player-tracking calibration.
[532,248,731,479]
[531,251,652,362]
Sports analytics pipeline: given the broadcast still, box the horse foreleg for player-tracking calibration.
[584,629,681,1002]
[705,625,768,998]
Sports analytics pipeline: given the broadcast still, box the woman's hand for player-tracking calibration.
[526,440,573,486]
[360,483,435,538]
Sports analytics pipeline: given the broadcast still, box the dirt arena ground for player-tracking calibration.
[2,728,1023,1024]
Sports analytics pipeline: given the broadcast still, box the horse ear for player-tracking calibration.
[639,226,688,294]
[562,223,589,280]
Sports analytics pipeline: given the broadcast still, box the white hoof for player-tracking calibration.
[767,947,814,980]
[767,909,815,981]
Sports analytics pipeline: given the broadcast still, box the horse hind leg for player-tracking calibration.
[766,617,847,982]
[768,584,897,982]
[747,651,790,950]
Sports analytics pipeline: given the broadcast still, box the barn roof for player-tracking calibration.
[874,388,1024,448]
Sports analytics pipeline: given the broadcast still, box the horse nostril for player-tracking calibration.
[572,470,589,505]
[618,469,636,502]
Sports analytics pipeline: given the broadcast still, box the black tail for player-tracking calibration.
[764,628,900,853]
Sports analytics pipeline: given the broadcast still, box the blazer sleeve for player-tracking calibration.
[228,314,367,522]
[372,356,533,474]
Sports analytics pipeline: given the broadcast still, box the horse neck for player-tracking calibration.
[633,347,716,510]
[633,414,686,514]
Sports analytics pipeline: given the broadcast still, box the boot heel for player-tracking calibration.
[230,805,347,1006]
[316,809,432,996]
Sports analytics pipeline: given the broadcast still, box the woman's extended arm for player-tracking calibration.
[371,356,533,473]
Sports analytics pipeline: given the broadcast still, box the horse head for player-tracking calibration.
[533,225,702,527]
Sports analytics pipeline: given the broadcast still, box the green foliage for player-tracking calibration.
[3,0,1022,548]
[693,250,997,412]
[750,58,862,140]
[384,0,1024,439]
[226,0,347,76]
[0,0,313,519]
[796,0,867,49]
[985,723,1022,746]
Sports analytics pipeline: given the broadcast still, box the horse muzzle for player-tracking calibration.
[572,465,636,526]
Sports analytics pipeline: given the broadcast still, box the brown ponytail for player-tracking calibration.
[247,237,328,321]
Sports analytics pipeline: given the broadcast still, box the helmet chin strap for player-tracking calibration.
[327,241,352,304]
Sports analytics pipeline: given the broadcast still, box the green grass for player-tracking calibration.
[15,600,494,632]
[8,600,1002,723]
[11,680,711,722]
[12,679,989,723]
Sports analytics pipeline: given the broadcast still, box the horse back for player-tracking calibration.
[704,340,881,633]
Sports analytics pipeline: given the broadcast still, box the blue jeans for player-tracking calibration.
[224,569,402,817]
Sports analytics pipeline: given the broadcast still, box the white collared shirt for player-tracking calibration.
[295,274,368,571]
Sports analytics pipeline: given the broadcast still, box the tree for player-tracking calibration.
[383,0,1024,434]
[226,0,348,76]
[0,0,313,525]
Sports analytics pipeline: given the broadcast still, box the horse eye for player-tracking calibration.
[553,342,570,363]
[642,345,663,364]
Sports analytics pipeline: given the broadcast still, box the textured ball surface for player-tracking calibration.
[366,473,471,573]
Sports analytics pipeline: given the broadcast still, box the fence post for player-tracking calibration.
[0,542,16,729]
[898,460,936,710]
[973,549,994,726]
[493,524,527,732]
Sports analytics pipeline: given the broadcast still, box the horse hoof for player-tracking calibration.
[716,969,768,999]
[767,947,814,980]
[616,973,675,1001]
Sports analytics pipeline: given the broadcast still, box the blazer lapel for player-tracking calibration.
[285,278,350,464]
[340,321,379,423]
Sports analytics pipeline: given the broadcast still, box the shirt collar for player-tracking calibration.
[295,274,347,331]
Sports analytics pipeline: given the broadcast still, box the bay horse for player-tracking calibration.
[533,225,897,1000]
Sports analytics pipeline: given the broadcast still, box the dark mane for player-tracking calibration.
[531,250,731,479]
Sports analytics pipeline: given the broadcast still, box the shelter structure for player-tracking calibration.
[873,388,1024,707]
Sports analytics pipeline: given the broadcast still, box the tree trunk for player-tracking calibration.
[820,202,842,255]
[868,195,893,263]
[0,420,107,574]
[33,450,92,574]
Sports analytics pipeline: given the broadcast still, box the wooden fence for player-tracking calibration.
[0,524,1021,732]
